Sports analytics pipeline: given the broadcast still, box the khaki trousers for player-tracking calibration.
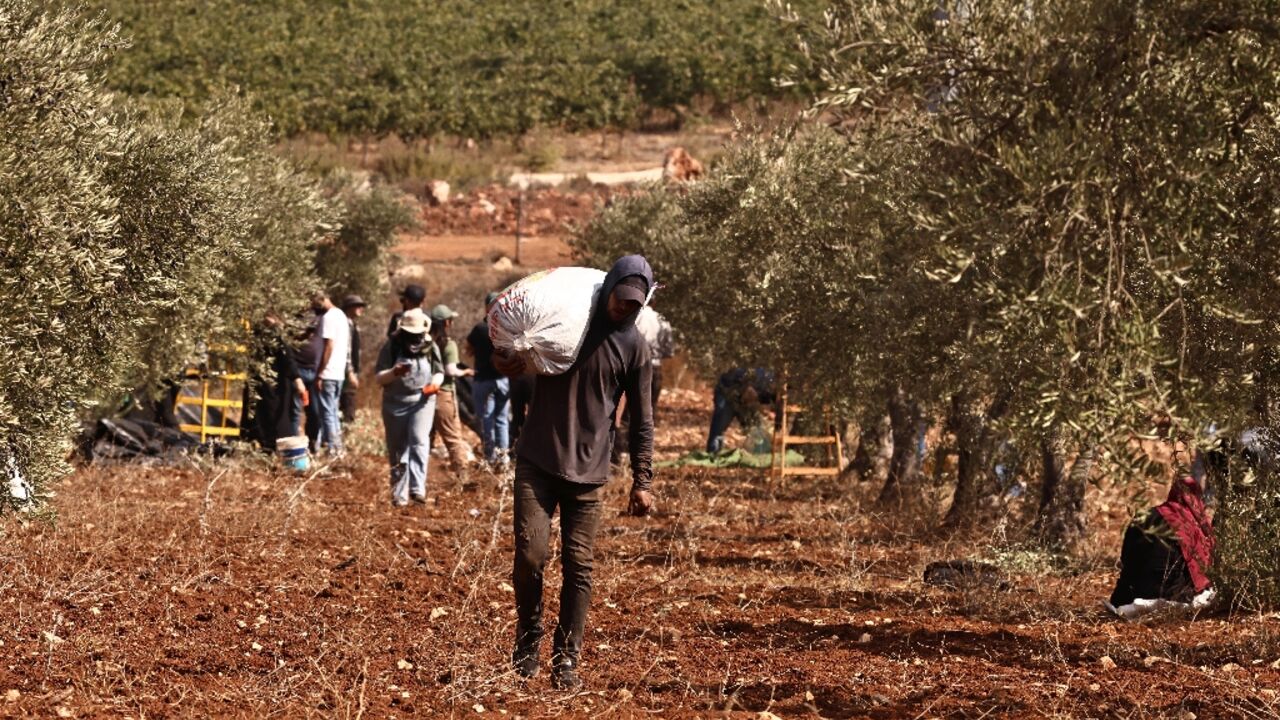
[434,389,472,472]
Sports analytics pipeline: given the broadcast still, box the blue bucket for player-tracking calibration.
[277,436,311,472]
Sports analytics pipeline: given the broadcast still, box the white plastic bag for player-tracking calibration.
[489,267,607,375]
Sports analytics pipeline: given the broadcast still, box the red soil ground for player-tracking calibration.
[2,388,1279,718]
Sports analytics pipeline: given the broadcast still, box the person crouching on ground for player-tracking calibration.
[375,308,444,507]
[493,255,656,690]
[430,304,476,484]
[1107,458,1215,614]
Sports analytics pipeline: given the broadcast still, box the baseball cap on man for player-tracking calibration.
[613,275,649,304]
[484,291,501,306]
[341,294,367,310]
[430,304,459,322]
[400,284,426,304]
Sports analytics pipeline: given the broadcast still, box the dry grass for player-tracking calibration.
[1,392,1279,718]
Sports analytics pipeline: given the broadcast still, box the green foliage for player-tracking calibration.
[316,174,419,303]
[1214,463,1280,610]
[1,2,332,510]
[580,0,1280,582]
[73,0,827,139]
[371,144,498,192]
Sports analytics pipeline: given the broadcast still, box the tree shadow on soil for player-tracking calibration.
[764,585,925,612]
[710,619,1088,670]
[622,550,831,573]
[640,679,1034,720]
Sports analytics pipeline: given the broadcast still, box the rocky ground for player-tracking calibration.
[2,387,1279,719]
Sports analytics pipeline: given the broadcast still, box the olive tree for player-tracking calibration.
[1,3,333,510]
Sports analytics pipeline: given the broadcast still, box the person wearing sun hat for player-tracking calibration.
[375,307,444,507]
[429,303,475,481]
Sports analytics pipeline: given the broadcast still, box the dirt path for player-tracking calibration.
[1,388,1278,718]
[393,233,572,268]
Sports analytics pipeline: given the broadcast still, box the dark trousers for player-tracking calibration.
[707,381,737,453]
[512,459,603,665]
[339,381,358,423]
[291,367,320,449]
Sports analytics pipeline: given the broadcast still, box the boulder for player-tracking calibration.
[426,180,450,206]
[662,146,704,182]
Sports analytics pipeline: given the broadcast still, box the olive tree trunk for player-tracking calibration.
[847,414,892,482]
[878,390,925,504]
[1035,431,1094,552]
[944,393,1008,526]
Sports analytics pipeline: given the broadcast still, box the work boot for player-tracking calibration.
[512,641,540,679]
[550,658,583,691]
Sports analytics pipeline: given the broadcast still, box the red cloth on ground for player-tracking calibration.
[1155,475,1214,592]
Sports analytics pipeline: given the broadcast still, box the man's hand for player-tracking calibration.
[347,372,360,389]
[628,488,654,517]
[492,349,526,377]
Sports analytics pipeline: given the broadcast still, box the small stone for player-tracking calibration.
[757,713,784,720]
[88,607,101,616]
[1099,656,1117,670]
[397,659,413,670]
[858,633,872,644]
[56,707,72,718]
[473,704,485,713]
[1179,712,1197,720]
[431,607,449,621]
[1088,683,1100,692]
[1221,662,1243,674]
[804,690,815,702]
[251,642,263,652]
[617,688,633,701]
[5,689,20,703]
[1143,656,1165,668]
[499,582,514,593]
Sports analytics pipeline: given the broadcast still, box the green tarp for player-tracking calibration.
[656,448,806,469]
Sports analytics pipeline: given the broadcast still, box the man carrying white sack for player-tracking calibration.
[492,254,656,691]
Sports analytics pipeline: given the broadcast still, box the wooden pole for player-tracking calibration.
[515,188,525,265]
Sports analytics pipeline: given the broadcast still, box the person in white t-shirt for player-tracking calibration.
[312,290,351,455]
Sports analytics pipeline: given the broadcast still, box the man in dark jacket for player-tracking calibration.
[493,255,656,690]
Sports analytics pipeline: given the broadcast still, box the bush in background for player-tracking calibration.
[316,174,419,304]
[0,3,332,510]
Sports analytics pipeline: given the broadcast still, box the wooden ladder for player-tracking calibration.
[769,383,844,480]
